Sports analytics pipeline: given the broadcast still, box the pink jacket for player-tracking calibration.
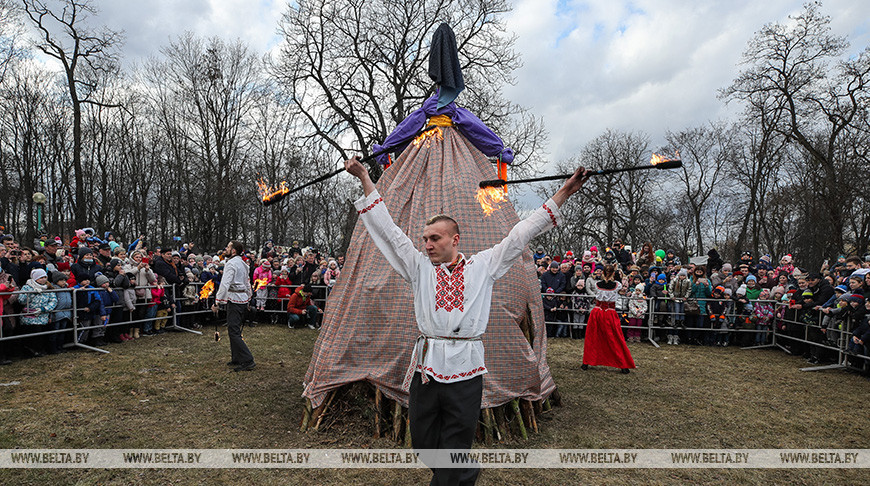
[253,265,273,283]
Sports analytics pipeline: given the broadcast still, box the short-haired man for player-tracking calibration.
[345,156,589,485]
[212,240,255,372]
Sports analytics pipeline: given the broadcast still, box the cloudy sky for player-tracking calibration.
[43,0,870,162]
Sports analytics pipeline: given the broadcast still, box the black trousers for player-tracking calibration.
[227,302,254,365]
[409,372,482,486]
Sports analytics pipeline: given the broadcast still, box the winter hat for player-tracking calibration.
[109,258,123,270]
[724,288,733,297]
[78,248,93,260]
[590,246,598,252]
[746,274,757,283]
[57,262,71,271]
[95,273,110,287]
[722,263,732,272]
[849,294,866,305]
[760,254,771,263]
[771,286,786,296]
[549,261,559,269]
[781,254,792,263]
[801,289,813,299]
[835,284,848,293]
[677,269,688,277]
[75,229,86,239]
[30,268,47,281]
[535,246,544,254]
[656,274,667,283]
[565,250,574,259]
[583,251,592,259]
[634,283,645,293]
[546,287,554,294]
[736,284,747,296]
[50,271,66,284]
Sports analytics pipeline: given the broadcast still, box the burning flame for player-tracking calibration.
[253,278,270,291]
[411,127,443,148]
[475,186,509,217]
[650,150,680,165]
[257,176,289,204]
[199,279,215,299]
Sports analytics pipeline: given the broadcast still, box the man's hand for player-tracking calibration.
[345,156,377,197]
[551,166,590,207]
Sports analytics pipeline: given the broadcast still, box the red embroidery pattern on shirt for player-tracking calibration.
[434,260,465,312]
[417,365,487,381]
[543,203,557,227]
[357,197,383,215]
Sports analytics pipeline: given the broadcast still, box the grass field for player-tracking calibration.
[1,324,868,485]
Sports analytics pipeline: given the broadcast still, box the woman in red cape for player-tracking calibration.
[581,264,636,373]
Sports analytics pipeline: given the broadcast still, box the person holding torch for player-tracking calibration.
[344,155,589,485]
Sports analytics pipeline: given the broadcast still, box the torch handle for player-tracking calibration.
[284,125,440,197]
[478,160,682,189]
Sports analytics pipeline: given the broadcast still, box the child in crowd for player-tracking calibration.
[75,276,105,346]
[253,259,272,312]
[754,288,774,345]
[570,278,590,339]
[709,286,729,346]
[626,283,646,343]
[18,269,58,357]
[152,276,171,334]
[650,273,671,343]
[48,271,73,354]
[95,273,119,341]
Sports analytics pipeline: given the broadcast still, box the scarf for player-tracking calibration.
[26,278,47,293]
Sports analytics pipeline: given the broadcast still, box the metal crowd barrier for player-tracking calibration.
[539,292,869,373]
[0,283,202,356]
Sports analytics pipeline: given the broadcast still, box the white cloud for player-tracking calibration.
[504,0,870,163]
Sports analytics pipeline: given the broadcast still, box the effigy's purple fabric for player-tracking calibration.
[372,95,514,165]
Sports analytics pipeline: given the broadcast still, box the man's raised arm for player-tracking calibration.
[484,166,590,281]
[344,156,422,283]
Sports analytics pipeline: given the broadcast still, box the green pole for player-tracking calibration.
[36,204,43,234]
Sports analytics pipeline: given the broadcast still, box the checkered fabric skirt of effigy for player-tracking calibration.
[260,125,439,207]
[478,159,682,189]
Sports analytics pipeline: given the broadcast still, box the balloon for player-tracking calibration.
[655,249,666,260]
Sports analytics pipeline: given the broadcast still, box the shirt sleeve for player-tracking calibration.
[477,198,563,281]
[353,190,424,284]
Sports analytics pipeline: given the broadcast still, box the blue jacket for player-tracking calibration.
[75,285,103,320]
[52,288,74,322]
[96,288,119,319]
[540,270,567,294]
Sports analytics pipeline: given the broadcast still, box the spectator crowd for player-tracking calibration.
[4,227,870,372]
[0,229,344,365]
[536,240,870,368]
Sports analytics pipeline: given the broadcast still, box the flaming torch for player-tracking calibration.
[252,278,270,292]
[476,152,682,214]
[256,125,440,207]
[258,177,290,207]
[199,279,215,300]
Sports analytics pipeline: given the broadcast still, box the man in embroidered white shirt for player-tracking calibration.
[345,156,588,485]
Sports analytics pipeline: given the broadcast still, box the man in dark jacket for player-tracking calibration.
[540,261,567,295]
[71,249,102,284]
[613,239,632,271]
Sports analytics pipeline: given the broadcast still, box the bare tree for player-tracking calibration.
[273,0,544,179]
[666,123,732,257]
[723,1,870,264]
[23,0,123,227]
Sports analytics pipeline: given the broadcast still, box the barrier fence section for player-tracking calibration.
[3,281,867,373]
[539,292,868,373]
[0,283,204,356]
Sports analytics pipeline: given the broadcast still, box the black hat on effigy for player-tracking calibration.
[428,23,465,109]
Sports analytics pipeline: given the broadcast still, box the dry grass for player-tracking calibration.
[0,325,869,485]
